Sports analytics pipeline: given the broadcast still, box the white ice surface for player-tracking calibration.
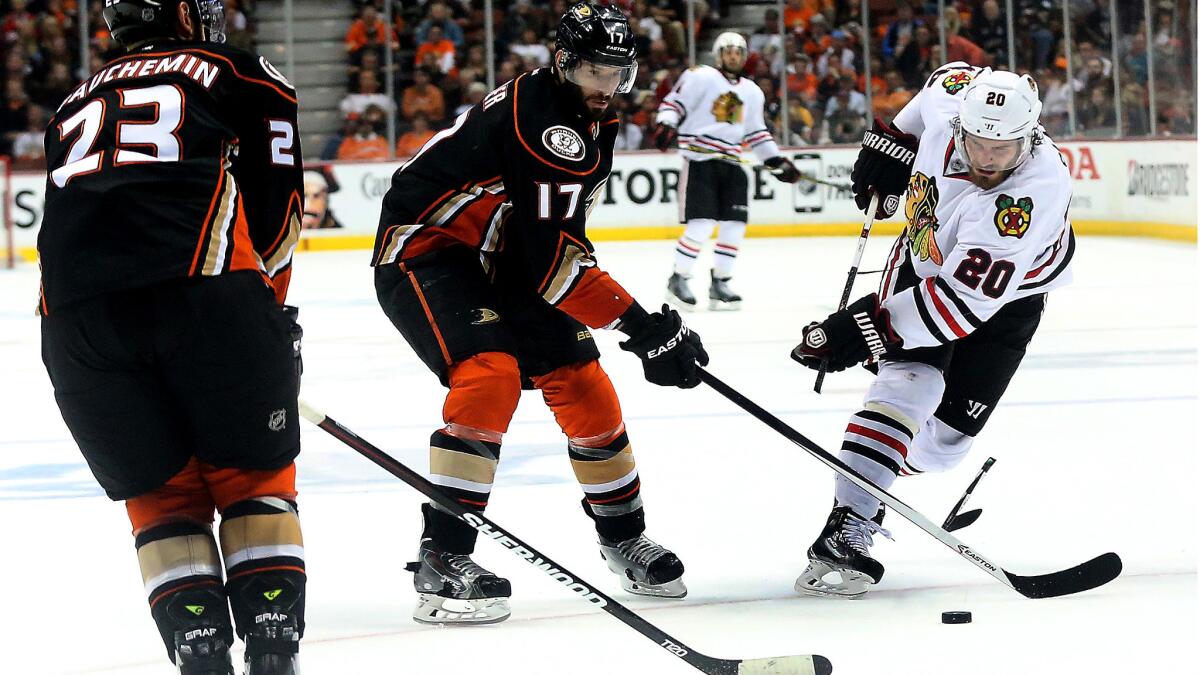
[0,236,1195,675]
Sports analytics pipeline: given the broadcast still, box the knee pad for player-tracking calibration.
[443,352,521,433]
[864,360,946,433]
[126,458,215,533]
[533,360,623,439]
[219,497,306,641]
[906,416,976,474]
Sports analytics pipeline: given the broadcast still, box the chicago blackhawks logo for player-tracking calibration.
[542,125,586,161]
[993,194,1033,238]
[942,70,973,94]
[904,172,944,264]
[711,91,744,124]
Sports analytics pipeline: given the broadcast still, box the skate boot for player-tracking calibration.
[666,273,697,311]
[155,587,235,675]
[708,271,742,310]
[795,505,891,599]
[234,573,304,675]
[407,538,512,625]
[599,534,687,598]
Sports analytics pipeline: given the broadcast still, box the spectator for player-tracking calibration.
[1038,68,1072,136]
[418,2,466,48]
[1074,41,1112,81]
[782,0,815,32]
[612,109,643,151]
[816,29,855,78]
[872,70,912,123]
[824,74,865,119]
[747,8,781,56]
[320,116,357,161]
[1075,0,1112,50]
[11,103,45,165]
[340,70,394,120]
[1073,55,1111,100]
[1119,80,1150,136]
[970,0,1008,66]
[944,7,990,66]
[401,67,446,123]
[345,5,397,57]
[510,28,550,68]
[1123,31,1149,84]
[336,104,390,160]
[223,0,252,50]
[414,24,457,74]
[785,94,816,145]
[801,13,831,60]
[784,53,818,98]
[896,23,936,89]
[882,2,922,64]
[455,80,488,116]
[32,61,72,108]
[826,87,867,143]
[1077,85,1116,133]
[396,114,436,157]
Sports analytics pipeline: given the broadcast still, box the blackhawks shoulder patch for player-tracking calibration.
[942,70,973,94]
[994,194,1033,238]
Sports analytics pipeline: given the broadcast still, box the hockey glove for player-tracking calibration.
[652,123,678,152]
[790,294,896,373]
[282,304,303,380]
[764,156,801,183]
[619,304,710,388]
[851,118,919,219]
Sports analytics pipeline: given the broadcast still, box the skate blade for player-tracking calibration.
[794,560,874,599]
[666,291,697,312]
[620,576,688,599]
[707,298,742,311]
[412,594,511,625]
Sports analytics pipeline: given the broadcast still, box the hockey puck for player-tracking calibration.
[941,611,972,624]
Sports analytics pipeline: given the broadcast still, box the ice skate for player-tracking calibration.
[795,505,890,599]
[408,538,512,625]
[241,609,300,675]
[162,589,234,675]
[708,271,742,311]
[666,273,697,311]
[599,534,687,598]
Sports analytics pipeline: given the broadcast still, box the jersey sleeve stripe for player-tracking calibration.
[912,287,950,343]
[659,100,684,114]
[923,278,969,338]
[933,277,982,328]
[1019,228,1076,290]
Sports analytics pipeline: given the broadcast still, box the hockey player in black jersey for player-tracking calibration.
[374,2,708,625]
[40,2,305,672]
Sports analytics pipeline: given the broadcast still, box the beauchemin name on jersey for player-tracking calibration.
[39,42,303,313]
[878,62,1074,350]
[655,64,780,164]
[372,67,634,330]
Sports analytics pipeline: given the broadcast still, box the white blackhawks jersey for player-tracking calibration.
[879,62,1075,350]
[655,64,781,164]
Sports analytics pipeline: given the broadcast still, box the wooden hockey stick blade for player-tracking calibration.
[298,400,834,674]
[733,655,834,675]
[943,508,983,532]
[1006,552,1124,599]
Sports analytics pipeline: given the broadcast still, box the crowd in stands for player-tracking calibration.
[0,1,1194,168]
[1,0,253,167]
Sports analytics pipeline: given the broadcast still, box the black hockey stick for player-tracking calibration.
[299,401,832,675]
[699,370,1122,599]
[942,457,996,532]
[814,193,879,394]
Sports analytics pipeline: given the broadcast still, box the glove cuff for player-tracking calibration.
[616,302,652,338]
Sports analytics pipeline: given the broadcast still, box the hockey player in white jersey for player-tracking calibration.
[653,32,800,310]
[790,64,1075,598]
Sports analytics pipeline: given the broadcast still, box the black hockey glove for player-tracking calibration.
[790,294,896,374]
[764,155,801,183]
[282,304,303,380]
[651,123,678,152]
[619,304,710,388]
[851,118,919,219]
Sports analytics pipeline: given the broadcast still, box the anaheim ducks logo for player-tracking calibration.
[993,194,1033,238]
[471,308,500,325]
[711,91,744,124]
[904,172,944,264]
[942,70,973,94]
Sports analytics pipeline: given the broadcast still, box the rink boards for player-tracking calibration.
[3,138,1196,263]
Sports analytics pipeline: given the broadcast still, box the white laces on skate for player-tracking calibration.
[446,554,492,579]
[618,535,667,566]
[841,514,893,556]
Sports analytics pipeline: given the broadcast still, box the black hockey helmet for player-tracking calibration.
[102,0,226,49]
[555,2,638,95]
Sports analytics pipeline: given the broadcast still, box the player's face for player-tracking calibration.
[565,59,629,119]
[719,47,747,73]
[962,132,1022,188]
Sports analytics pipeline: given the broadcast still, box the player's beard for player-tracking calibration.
[967,166,1012,190]
[582,91,611,121]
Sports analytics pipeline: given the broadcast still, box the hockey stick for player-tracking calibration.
[681,145,851,190]
[698,370,1122,599]
[942,457,996,533]
[813,193,880,394]
[299,401,832,675]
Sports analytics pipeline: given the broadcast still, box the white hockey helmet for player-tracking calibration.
[711,31,748,61]
[952,69,1043,173]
